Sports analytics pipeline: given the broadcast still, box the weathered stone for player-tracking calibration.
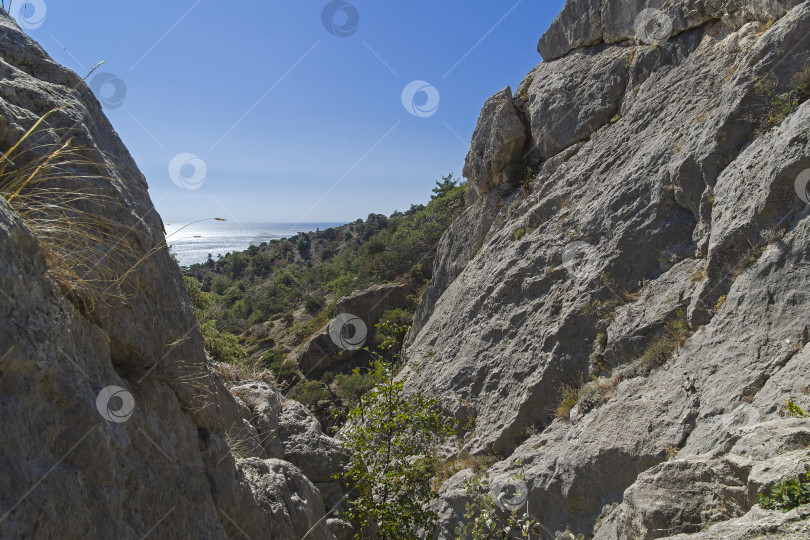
[408,3,810,537]
[0,11,336,539]
[537,0,800,61]
[463,88,526,202]
[293,282,412,376]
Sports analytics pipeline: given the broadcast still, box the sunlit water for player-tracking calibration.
[164,221,345,266]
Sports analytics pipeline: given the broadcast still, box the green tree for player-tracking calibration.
[338,325,454,539]
[431,173,458,200]
[456,469,545,539]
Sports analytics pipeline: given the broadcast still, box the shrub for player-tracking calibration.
[200,320,245,364]
[513,227,526,240]
[295,380,329,406]
[338,331,454,539]
[305,294,326,313]
[759,467,810,511]
[183,275,213,311]
[793,65,810,100]
[263,355,301,387]
[554,383,583,420]
[456,469,543,539]
[335,371,379,404]
[260,348,285,367]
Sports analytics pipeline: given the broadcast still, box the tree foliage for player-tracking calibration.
[338,325,454,539]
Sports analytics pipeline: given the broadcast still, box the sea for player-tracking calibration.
[164,221,346,267]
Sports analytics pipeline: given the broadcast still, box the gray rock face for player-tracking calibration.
[228,381,349,510]
[536,0,801,61]
[595,421,810,538]
[294,282,412,376]
[405,1,810,537]
[0,11,335,540]
[407,184,513,345]
[523,45,629,160]
[463,88,526,202]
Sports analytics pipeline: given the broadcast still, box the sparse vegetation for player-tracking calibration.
[456,467,544,539]
[782,398,810,419]
[554,383,583,420]
[759,466,810,511]
[689,265,707,282]
[0,109,162,312]
[337,328,454,539]
[751,64,810,133]
[435,452,498,489]
[557,309,692,421]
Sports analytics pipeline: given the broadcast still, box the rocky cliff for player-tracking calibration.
[403,0,810,537]
[3,0,810,538]
[0,11,342,539]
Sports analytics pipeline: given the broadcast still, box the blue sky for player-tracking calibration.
[18,0,564,223]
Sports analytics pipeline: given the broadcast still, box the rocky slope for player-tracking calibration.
[0,11,342,539]
[402,0,810,537]
[3,1,810,538]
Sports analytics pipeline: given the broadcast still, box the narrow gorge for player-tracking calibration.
[2,0,810,538]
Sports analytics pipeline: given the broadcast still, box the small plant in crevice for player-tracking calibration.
[435,451,498,490]
[781,398,810,419]
[750,64,810,134]
[689,265,707,282]
[557,309,693,422]
[759,466,810,511]
[0,110,159,312]
[629,308,692,375]
[554,383,584,420]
